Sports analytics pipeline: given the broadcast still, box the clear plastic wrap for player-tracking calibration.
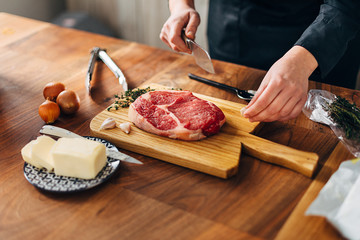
[303,89,360,157]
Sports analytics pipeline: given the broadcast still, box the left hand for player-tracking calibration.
[243,46,318,122]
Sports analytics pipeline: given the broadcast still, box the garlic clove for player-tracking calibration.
[100,118,117,130]
[119,122,131,134]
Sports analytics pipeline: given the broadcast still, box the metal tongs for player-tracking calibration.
[86,47,128,93]
[188,73,256,101]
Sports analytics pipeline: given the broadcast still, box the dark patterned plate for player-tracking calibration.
[23,136,120,193]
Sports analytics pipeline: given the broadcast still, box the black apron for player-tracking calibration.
[207,0,360,89]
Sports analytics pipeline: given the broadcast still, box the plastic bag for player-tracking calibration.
[302,89,360,157]
[306,158,360,240]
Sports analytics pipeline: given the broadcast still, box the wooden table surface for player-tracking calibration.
[1,13,359,240]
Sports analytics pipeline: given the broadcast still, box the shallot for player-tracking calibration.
[38,100,60,124]
[43,82,66,101]
[56,90,80,115]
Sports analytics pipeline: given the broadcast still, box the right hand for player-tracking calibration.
[160,2,200,54]
[242,46,318,122]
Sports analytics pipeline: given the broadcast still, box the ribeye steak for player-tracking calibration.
[128,90,226,140]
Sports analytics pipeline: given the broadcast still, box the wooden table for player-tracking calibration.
[1,13,359,240]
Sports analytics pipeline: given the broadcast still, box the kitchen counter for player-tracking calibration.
[1,13,359,240]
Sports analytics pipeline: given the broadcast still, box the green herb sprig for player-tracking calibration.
[326,96,360,143]
[107,87,154,111]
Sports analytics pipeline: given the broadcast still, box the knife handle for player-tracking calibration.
[239,131,319,178]
[188,73,238,94]
[181,29,192,50]
[40,125,83,138]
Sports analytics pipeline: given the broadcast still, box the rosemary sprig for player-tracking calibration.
[107,87,155,111]
[326,96,360,142]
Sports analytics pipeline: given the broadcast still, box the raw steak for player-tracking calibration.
[128,90,226,140]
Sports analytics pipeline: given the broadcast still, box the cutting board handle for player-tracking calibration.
[239,132,319,177]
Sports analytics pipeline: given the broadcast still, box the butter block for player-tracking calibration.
[31,135,56,171]
[52,138,107,179]
[21,140,43,169]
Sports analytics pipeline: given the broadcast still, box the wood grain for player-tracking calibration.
[237,130,319,177]
[275,142,353,240]
[91,85,319,178]
[0,13,357,240]
[0,13,50,47]
[90,92,250,179]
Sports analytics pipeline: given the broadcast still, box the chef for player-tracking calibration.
[160,0,360,122]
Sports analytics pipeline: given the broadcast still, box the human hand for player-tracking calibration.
[242,46,318,122]
[160,1,200,54]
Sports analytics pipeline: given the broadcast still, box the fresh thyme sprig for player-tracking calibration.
[107,87,183,111]
[107,87,155,111]
[326,96,360,143]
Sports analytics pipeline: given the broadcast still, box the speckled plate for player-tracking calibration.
[23,136,120,193]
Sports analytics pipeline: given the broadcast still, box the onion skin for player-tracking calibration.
[56,90,80,115]
[38,100,60,124]
[43,82,66,101]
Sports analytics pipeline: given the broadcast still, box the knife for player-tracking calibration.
[181,30,215,74]
[188,73,256,101]
[39,125,143,165]
[86,47,128,93]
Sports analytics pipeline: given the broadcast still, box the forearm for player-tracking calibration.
[284,46,318,78]
[169,0,195,13]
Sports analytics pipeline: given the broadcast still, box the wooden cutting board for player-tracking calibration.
[90,86,319,178]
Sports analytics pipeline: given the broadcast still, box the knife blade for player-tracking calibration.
[188,73,256,101]
[39,125,143,165]
[181,30,215,74]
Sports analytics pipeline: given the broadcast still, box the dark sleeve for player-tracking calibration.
[294,0,360,78]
